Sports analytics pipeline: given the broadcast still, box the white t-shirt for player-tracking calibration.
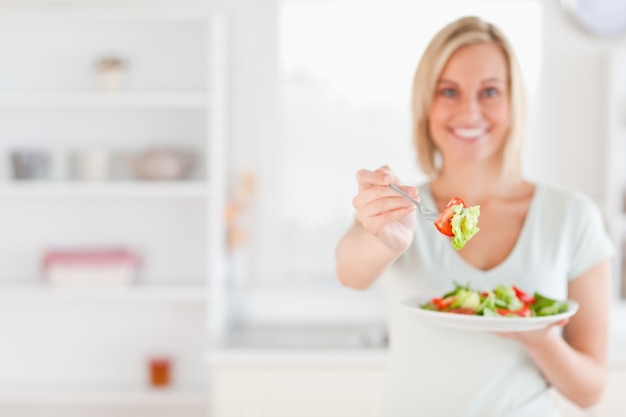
[378,183,615,417]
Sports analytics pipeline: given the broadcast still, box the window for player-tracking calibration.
[251,0,543,283]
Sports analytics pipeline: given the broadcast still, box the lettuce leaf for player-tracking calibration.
[450,204,481,250]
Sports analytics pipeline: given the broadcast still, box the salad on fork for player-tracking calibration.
[388,184,481,250]
[433,197,481,250]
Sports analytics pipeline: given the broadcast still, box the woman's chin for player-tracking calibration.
[445,148,501,165]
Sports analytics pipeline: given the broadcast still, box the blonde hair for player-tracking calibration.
[412,16,526,178]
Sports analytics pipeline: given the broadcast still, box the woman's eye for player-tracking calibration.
[481,88,499,98]
[439,88,457,98]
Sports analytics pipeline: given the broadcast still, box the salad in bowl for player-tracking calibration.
[402,283,577,332]
[420,283,570,317]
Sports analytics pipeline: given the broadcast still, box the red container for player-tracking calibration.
[149,357,171,388]
[41,248,140,287]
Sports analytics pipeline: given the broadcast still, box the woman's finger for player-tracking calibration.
[356,168,391,191]
[354,184,419,209]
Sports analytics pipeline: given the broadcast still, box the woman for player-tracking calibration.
[335,16,614,417]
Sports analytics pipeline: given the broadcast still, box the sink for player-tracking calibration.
[222,324,388,350]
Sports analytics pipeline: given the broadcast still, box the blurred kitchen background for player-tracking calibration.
[0,0,625,416]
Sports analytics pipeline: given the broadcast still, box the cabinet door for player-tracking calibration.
[594,367,626,417]
[212,367,385,417]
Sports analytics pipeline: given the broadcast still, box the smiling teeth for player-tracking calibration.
[454,128,485,138]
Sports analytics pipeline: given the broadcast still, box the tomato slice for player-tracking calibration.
[434,207,454,236]
[512,285,535,305]
[433,197,467,237]
[496,308,517,316]
[515,304,532,317]
[446,197,466,209]
[496,305,531,317]
[447,307,476,315]
[431,296,455,310]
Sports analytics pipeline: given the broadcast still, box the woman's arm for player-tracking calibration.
[503,259,611,408]
[335,167,418,290]
[335,220,405,290]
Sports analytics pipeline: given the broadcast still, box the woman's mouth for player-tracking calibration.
[451,127,488,141]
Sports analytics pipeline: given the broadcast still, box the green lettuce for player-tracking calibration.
[450,288,481,309]
[531,293,569,316]
[450,204,481,250]
[493,284,523,311]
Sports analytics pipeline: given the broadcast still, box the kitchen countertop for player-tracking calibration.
[208,348,389,367]
[608,308,626,368]
[207,324,389,367]
[608,333,626,368]
[207,323,626,368]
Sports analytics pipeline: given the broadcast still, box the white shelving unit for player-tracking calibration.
[0,284,207,303]
[0,3,228,416]
[0,92,210,108]
[0,181,209,198]
[0,389,208,407]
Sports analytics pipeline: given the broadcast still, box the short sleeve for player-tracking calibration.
[568,192,615,280]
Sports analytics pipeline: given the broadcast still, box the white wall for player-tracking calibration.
[528,0,625,205]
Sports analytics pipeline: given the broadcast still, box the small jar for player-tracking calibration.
[94,55,127,92]
[149,357,171,388]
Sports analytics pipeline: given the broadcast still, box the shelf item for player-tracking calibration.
[94,55,127,92]
[9,150,50,180]
[0,389,207,407]
[0,284,207,303]
[0,181,209,198]
[0,92,209,109]
[149,357,172,388]
[131,148,196,181]
[42,248,140,288]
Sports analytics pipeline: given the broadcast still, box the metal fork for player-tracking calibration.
[388,184,440,221]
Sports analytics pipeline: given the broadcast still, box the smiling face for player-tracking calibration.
[428,42,510,169]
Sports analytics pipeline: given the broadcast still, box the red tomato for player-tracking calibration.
[434,207,455,236]
[433,197,467,237]
[512,285,535,305]
[496,306,531,317]
[496,308,515,316]
[515,304,531,317]
[431,297,445,309]
[446,197,467,209]
[432,296,455,310]
[447,308,476,315]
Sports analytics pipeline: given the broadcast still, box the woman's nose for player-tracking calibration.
[458,96,482,122]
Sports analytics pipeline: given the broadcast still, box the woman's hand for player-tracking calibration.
[497,319,570,349]
[352,165,418,252]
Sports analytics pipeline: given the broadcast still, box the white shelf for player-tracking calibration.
[0,388,207,407]
[0,181,209,199]
[0,92,209,109]
[0,6,220,23]
[0,284,207,303]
